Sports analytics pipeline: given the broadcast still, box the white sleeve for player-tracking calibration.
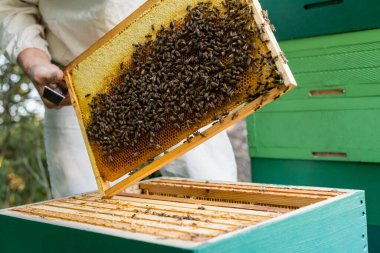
[0,0,51,63]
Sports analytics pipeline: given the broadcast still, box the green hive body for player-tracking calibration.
[246,11,380,251]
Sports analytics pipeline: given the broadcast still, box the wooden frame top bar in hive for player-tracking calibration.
[64,0,297,197]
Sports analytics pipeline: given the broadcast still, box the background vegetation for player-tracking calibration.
[0,54,51,208]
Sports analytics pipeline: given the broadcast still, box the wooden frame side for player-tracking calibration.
[250,0,297,87]
[63,73,109,194]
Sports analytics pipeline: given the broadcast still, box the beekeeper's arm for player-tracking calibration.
[0,0,70,108]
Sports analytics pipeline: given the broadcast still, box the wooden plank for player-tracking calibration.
[58,198,258,227]
[73,196,269,223]
[119,193,291,214]
[141,177,350,193]
[151,178,341,197]
[80,192,277,217]
[139,181,330,201]
[32,204,222,237]
[138,182,327,208]
[48,200,237,232]
[139,181,334,199]
[111,193,278,217]
[14,206,209,242]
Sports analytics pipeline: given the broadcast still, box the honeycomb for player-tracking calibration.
[64,0,296,184]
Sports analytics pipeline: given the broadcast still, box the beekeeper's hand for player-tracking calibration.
[17,48,71,109]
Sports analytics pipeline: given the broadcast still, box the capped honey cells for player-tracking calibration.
[86,0,284,164]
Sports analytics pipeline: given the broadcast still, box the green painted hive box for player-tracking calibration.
[260,0,380,40]
[249,157,380,251]
[247,29,380,163]
[0,177,368,253]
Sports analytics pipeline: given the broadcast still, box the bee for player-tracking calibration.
[128,169,138,175]
[232,111,239,120]
[280,52,288,64]
[186,136,193,143]
[85,93,91,98]
[261,10,269,20]
[270,24,276,32]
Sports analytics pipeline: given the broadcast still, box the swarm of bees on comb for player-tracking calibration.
[86,0,285,162]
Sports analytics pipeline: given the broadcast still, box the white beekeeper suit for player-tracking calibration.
[0,0,237,198]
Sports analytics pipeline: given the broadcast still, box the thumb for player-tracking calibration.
[30,64,63,85]
[44,68,64,85]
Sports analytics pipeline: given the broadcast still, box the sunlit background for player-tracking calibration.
[0,53,49,208]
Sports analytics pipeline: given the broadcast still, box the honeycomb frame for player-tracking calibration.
[64,0,297,197]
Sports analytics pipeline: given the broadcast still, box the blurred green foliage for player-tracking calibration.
[0,55,51,208]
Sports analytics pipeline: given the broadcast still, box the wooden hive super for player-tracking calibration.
[0,178,367,252]
[63,0,297,197]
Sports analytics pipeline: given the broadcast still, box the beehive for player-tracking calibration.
[0,178,367,253]
[63,0,296,197]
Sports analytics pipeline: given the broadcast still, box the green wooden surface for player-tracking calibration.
[280,29,380,92]
[250,158,380,226]
[0,215,190,253]
[260,0,380,40]
[368,225,380,252]
[247,99,380,163]
[250,158,379,252]
[0,190,367,253]
[194,191,367,253]
[247,29,380,163]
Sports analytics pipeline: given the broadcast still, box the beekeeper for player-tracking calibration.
[0,0,237,198]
